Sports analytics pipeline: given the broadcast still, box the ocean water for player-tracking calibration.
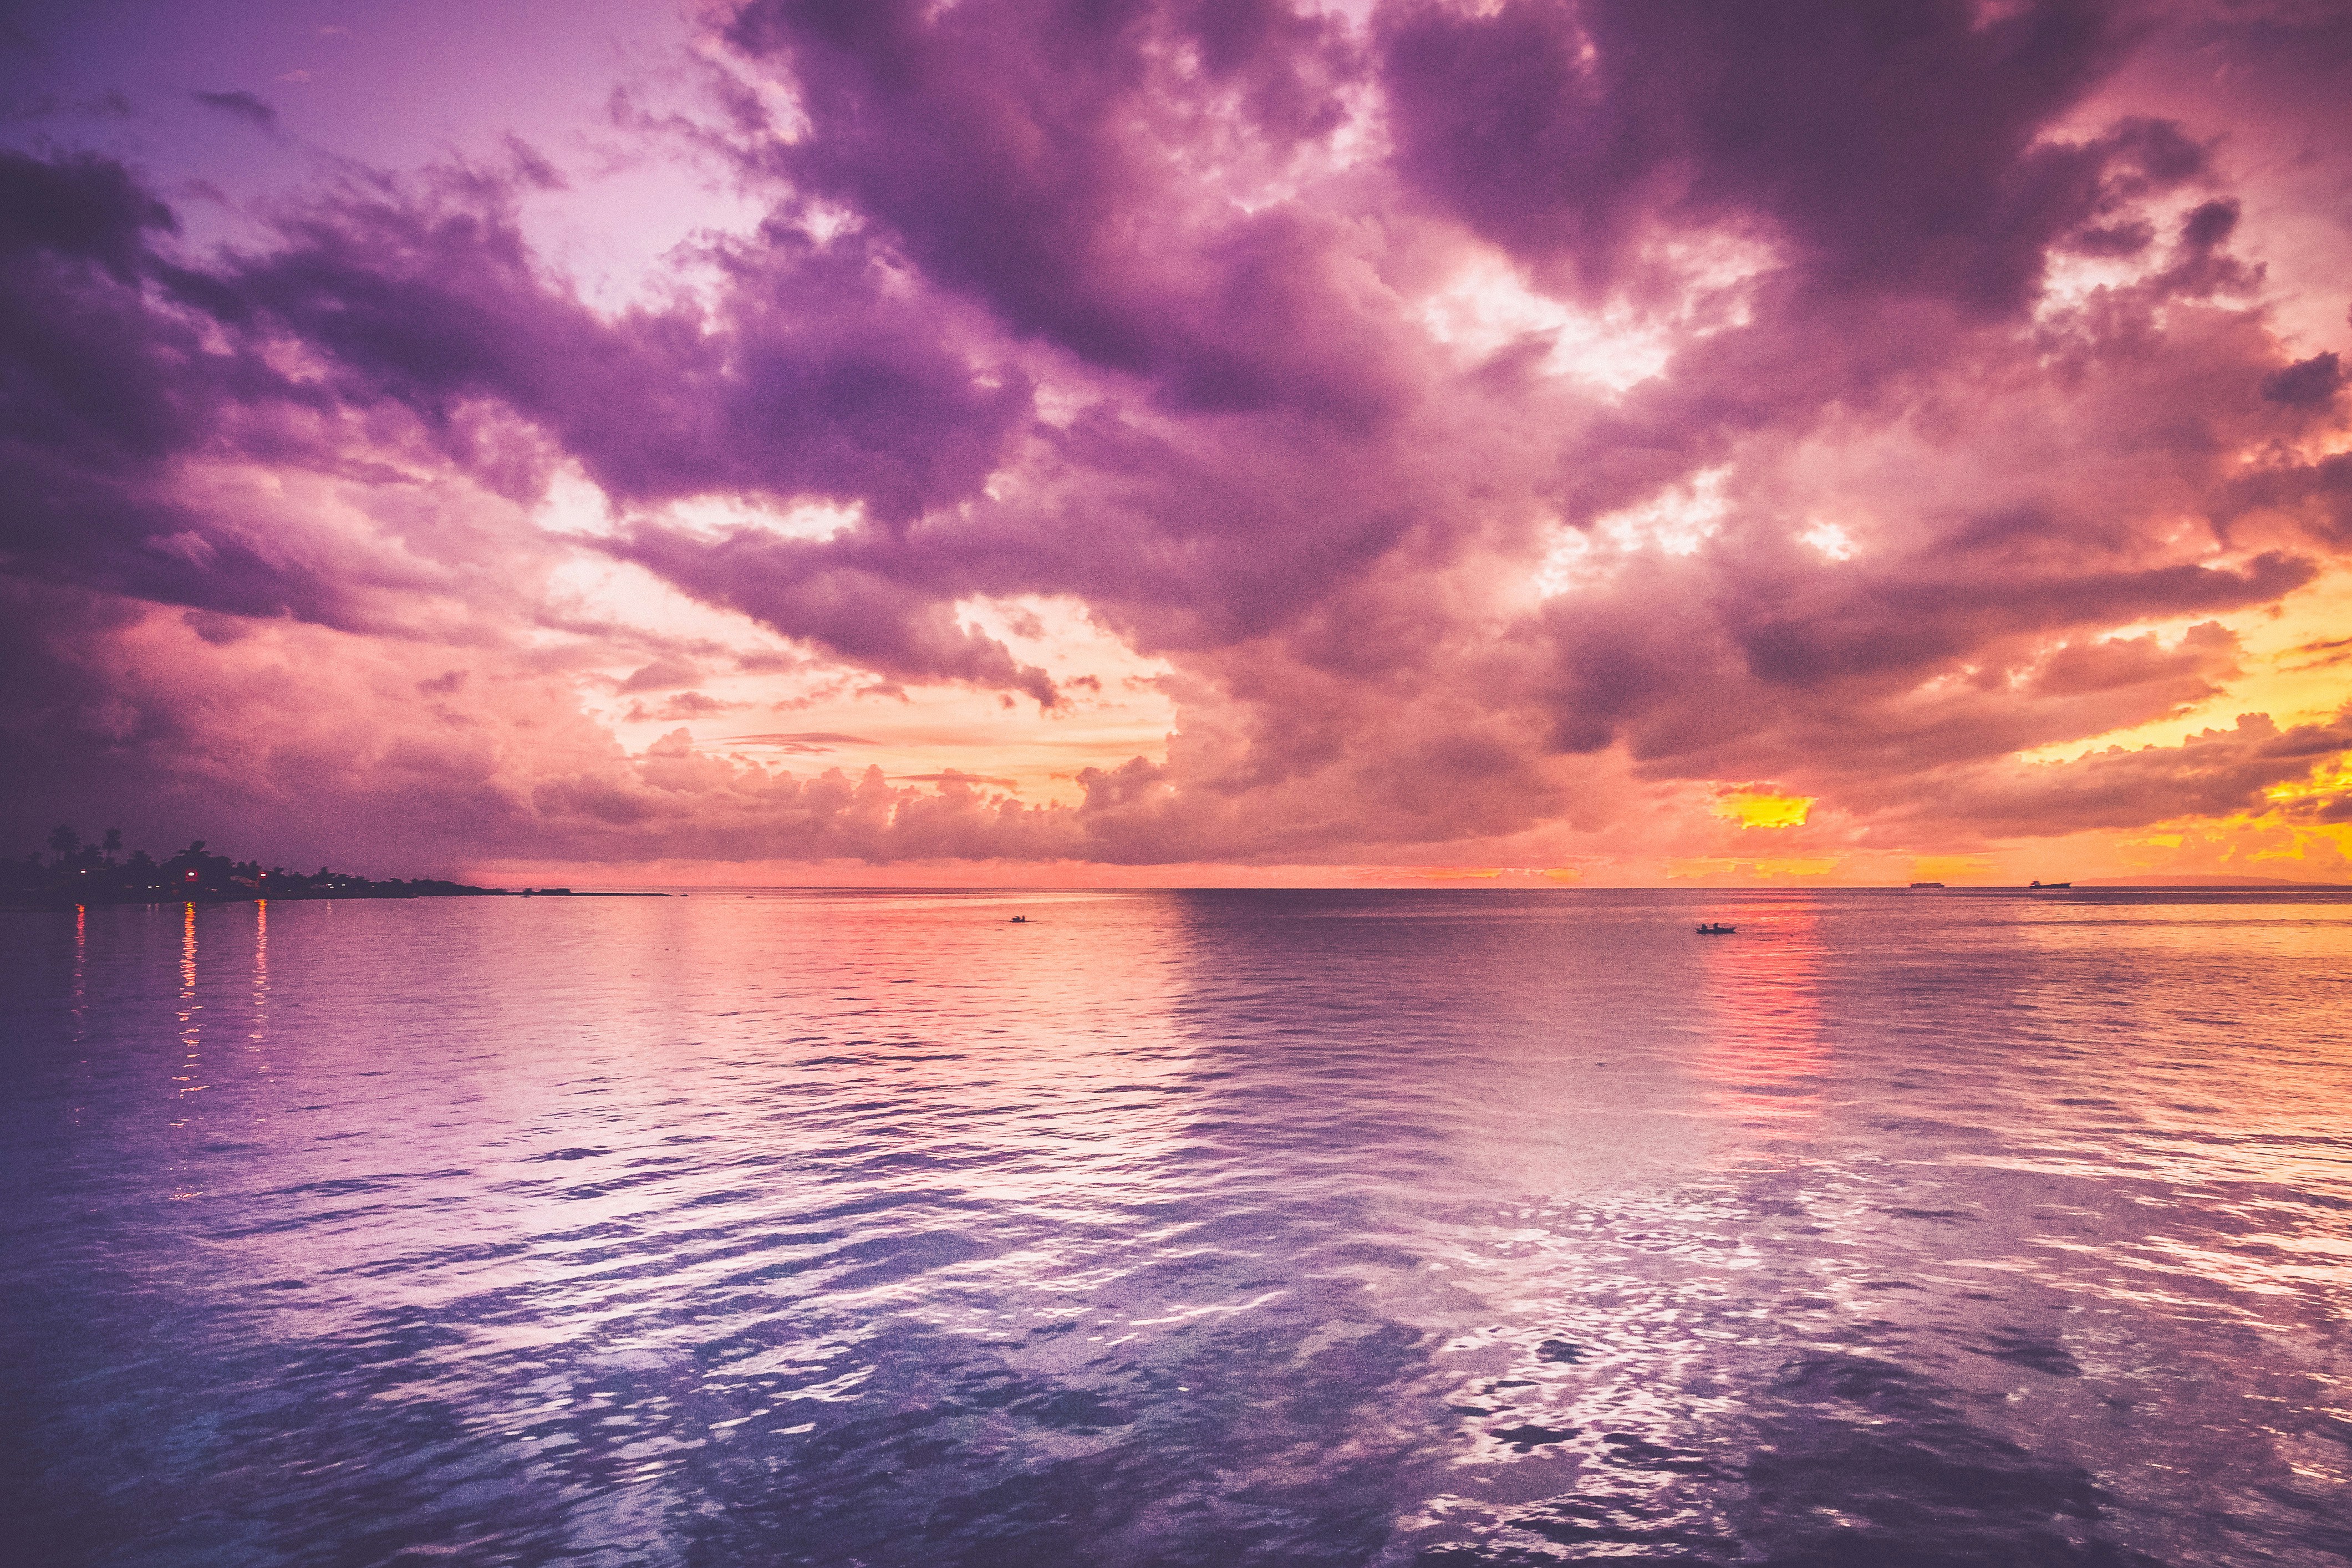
[2,887,2349,1567]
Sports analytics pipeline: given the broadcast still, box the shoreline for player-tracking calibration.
[0,888,671,910]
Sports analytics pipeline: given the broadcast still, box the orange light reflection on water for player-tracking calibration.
[175,903,206,1117]
[1691,903,1827,1139]
[70,904,85,1038]
[251,900,269,1060]
[2004,900,2352,1167]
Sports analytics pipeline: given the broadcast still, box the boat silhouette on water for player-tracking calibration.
[1695,922,1735,935]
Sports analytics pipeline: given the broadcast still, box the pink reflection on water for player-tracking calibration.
[1691,902,1827,1137]
[250,893,1209,1329]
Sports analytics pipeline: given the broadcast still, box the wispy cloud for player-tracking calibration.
[191,89,274,127]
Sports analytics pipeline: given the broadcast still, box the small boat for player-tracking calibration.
[2028,880,2072,889]
[1694,922,1735,935]
[1009,915,1028,923]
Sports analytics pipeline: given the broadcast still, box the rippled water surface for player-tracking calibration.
[4,888,2350,1566]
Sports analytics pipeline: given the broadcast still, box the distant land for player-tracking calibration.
[1903,874,2346,889]
[3,826,661,908]
[2069,874,2349,888]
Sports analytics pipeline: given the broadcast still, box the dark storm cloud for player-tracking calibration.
[0,149,358,622]
[1379,0,2123,309]
[725,0,1405,423]
[2262,352,2344,407]
[1372,1,2238,534]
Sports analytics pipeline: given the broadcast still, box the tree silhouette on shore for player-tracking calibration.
[4,827,500,907]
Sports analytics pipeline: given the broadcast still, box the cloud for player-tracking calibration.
[894,771,1020,788]
[2262,351,2344,407]
[0,580,1085,869]
[609,523,1061,705]
[623,690,740,722]
[2,0,2350,874]
[721,732,879,751]
[230,187,1032,523]
[1862,709,2352,839]
[1379,0,2125,310]
[619,656,704,693]
[191,89,275,128]
[0,148,332,620]
[729,0,1384,421]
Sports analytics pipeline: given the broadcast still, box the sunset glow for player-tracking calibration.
[1711,793,1817,831]
[3,1,2348,885]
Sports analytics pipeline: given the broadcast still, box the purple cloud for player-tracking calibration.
[2263,351,2343,408]
[191,89,274,128]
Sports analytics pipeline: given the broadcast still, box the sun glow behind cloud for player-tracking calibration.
[1418,252,1672,392]
[2016,570,2352,764]
[1712,792,1816,830]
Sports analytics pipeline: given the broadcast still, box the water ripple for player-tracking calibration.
[2,888,2347,1566]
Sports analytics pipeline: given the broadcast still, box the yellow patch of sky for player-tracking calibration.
[1907,855,1997,884]
[2015,565,2352,765]
[2266,758,2352,805]
[1710,790,1815,828]
[1666,856,1842,880]
[2001,808,2351,884]
[2105,808,2352,877]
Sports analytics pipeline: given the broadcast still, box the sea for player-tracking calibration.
[2,887,2348,1567]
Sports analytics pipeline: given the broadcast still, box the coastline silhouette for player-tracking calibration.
[4,826,532,908]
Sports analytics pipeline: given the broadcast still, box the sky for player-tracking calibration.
[1,0,2348,887]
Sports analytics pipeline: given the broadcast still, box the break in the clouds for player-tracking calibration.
[2,0,2349,883]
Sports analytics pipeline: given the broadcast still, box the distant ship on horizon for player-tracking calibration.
[1910,881,1944,888]
[2029,880,2073,889]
